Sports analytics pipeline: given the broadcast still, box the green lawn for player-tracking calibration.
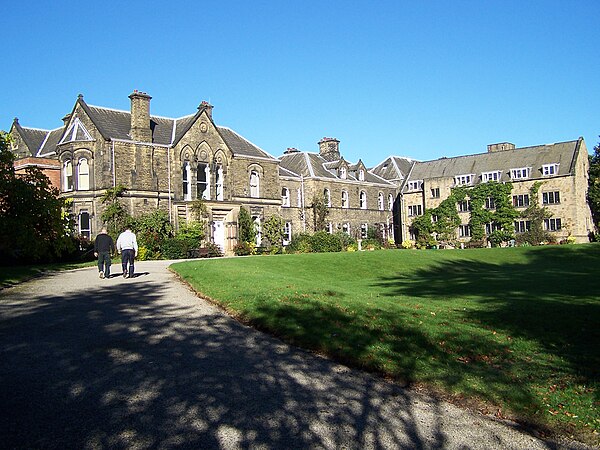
[0,260,99,286]
[171,245,600,444]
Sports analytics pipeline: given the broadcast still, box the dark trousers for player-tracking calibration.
[121,249,135,277]
[97,252,112,277]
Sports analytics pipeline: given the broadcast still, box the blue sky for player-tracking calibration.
[2,1,599,165]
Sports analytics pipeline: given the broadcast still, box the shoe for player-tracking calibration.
[99,271,104,279]
[123,272,128,278]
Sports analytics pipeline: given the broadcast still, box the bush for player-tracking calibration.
[205,242,223,257]
[160,238,188,259]
[309,231,343,253]
[234,241,256,256]
[333,231,357,251]
[401,239,413,249]
[361,238,381,250]
[287,233,313,253]
[137,246,151,261]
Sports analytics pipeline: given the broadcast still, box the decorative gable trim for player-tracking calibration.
[59,117,94,144]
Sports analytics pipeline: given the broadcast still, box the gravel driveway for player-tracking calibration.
[0,260,591,449]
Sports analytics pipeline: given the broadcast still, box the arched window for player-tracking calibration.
[183,161,191,201]
[360,223,368,239]
[249,170,259,198]
[388,193,394,211]
[197,163,210,199]
[341,190,349,208]
[253,216,262,246]
[339,167,347,179]
[216,164,224,201]
[323,188,331,207]
[281,187,290,207]
[77,158,89,191]
[378,192,384,211]
[358,169,365,181]
[360,191,367,209]
[283,222,292,244]
[63,160,73,191]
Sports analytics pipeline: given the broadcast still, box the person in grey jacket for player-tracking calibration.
[94,227,115,279]
[116,227,138,278]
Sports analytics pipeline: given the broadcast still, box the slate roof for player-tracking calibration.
[370,156,416,182]
[37,128,63,156]
[279,151,394,186]
[217,127,276,160]
[408,140,581,183]
[19,127,48,155]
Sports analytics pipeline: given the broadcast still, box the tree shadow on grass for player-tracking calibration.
[373,245,600,432]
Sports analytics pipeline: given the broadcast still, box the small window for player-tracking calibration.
[454,174,474,186]
[458,225,471,237]
[342,222,350,234]
[431,214,439,223]
[324,188,331,207]
[408,205,423,217]
[544,218,562,231]
[482,171,502,183]
[341,190,349,208]
[360,223,368,239]
[327,222,333,234]
[183,162,191,201]
[339,167,347,179]
[281,187,290,207]
[510,167,531,180]
[407,180,423,191]
[431,187,440,198]
[457,200,471,212]
[514,220,531,233]
[197,163,210,199]
[79,211,91,240]
[542,191,560,205]
[485,197,495,210]
[359,191,367,209]
[283,222,292,244]
[542,164,559,176]
[512,194,530,207]
[388,193,394,211]
[378,193,384,211]
[485,222,501,235]
[216,164,224,201]
[358,169,365,181]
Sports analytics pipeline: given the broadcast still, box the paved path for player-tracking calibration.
[0,260,590,449]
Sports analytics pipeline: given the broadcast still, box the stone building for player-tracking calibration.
[8,90,594,253]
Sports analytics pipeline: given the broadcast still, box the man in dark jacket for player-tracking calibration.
[94,227,115,279]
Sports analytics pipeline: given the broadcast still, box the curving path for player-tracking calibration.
[0,260,590,449]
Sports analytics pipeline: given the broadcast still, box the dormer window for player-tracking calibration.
[407,180,423,191]
[339,167,347,179]
[358,169,365,181]
[454,174,474,186]
[481,171,501,183]
[510,167,531,180]
[542,163,559,176]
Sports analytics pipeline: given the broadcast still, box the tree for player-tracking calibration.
[262,214,285,251]
[0,131,74,263]
[588,138,600,234]
[238,206,257,244]
[518,182,552,245]
[310,193,329,232]
[100,184,130,237]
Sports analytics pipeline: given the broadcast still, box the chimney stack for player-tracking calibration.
[129,90,152,142]
[487,142,515,153]
[318,137,340,162]
[198,101,213,119]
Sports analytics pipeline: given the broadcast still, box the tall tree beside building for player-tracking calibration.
[588,139,600,234]
[0,132,74,263]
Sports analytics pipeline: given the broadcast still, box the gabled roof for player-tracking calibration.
[217,127,277,160]
[370,156,415,182]
[408,139,581,183]
[37,128,64,157]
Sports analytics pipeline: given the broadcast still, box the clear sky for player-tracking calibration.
[2,0,599,166]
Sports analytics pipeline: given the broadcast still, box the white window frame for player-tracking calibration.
[342,222,350,234]
[197,163,210,200]
[377,192,384,211]
[281,187,290,207]
[408,204,423,217]
[431,187,440,198]
[458,224,471,237]
[510,167,531,180]
[544,218,562,231]
[512,194,530,207]
[358,169,365,181]
[77,157,90,191]
[542,163,559,176]
[63,160,73,192]
[407,180,423,191]
[514,220,531,233]
[183,161,192,201]
[457,199,471,212]
[339,167,347,179]
[360,223,368,239]
[249,170,259,198]
[283,222,292,245]
[79,210,91,239]
[482,171,502,183]
[359,191,367,209]
[454,174,474,186]
[542,191,560,205]
[341,190,349,209]
[485,197,495,210]
[388,193,394,211]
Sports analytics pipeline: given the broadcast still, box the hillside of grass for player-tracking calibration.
[171,245,600,444]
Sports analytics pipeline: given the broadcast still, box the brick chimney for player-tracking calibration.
[318,137,340,161]
[129,90,152,142]
[487,142,515,153]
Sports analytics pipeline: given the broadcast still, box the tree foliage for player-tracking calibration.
[310,193,330,232]
[518,182,552,245]
[588,138,600,233]
[238,206,256,244]
[100,184,130,237]
[262,214,285,251]
[0,132,74,263]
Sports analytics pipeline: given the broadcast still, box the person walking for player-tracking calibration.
[116,227,138,278]
[94,227,115,279]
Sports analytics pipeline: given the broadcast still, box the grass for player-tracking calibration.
[171,244,600,444]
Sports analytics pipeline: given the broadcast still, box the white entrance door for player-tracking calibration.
[213,221,225,252]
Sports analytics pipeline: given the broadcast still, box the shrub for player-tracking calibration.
[333,231,356,251]
[361,238,381,250]
[137,246,150,261]
[287,233,313,253]
[160,238,188,259]
[205,242,223,257]
[234,241,256,256]
[309,231,343,253]
[401,239,413,249]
